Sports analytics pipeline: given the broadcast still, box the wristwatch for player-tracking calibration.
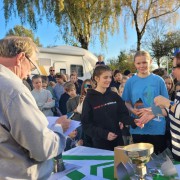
[169,101,175,110]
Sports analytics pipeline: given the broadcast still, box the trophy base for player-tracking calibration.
[136,165,147,180]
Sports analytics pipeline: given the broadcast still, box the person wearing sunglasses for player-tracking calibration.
[0,36,70,179]
[138,52,180,161]
[84,84,92,89]
[48,66,56,83]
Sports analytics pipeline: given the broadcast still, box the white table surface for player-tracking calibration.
[48,146,114,180]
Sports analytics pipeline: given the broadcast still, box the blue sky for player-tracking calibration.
[0,3,179,63]
[0,3,137,62]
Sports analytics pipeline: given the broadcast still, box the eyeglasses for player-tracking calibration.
[172,66,180,70]
[84,84,92,88]
[50,70,55,72]
[25,56,37,71]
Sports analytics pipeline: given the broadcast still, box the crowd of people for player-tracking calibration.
[23,64,136,151]
[0,35,180,179]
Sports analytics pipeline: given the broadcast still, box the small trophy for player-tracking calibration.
[123,143,154,180]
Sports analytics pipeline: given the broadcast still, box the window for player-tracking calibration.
[60,69,66,74]
[70,65,83,77]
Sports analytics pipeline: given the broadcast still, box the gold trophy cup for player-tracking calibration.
[123,143,154,180]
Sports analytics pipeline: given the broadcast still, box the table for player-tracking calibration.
[49,146,180,180]
[49,146,115,180]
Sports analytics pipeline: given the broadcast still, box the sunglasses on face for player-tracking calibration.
[84,84,92,88]
[50,70,55,71]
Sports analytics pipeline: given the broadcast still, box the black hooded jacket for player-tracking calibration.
[81,88,136,150]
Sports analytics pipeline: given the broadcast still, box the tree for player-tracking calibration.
[143,20,169,67]
[150,39,168,67]
[52,0,122,49]
[108,51,136,73]
[3,0,121,50]
[120,0,180,50]
[144,24,180,68]
[161,30,180,69]
[164,30,180,54]
[6,25,42,47]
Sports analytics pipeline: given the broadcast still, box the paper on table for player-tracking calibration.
[47,116,81,136]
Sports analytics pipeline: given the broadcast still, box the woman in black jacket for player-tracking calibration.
[81,65,139,150]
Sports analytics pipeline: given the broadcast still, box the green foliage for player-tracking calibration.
[3,0,179,52]
[108,51,136,73]
[149,30,180,67]
[3,0,121,50]
[164,31,180,53]
[3,0,42,29]
[54,0,122,49]
[6,25,42,47]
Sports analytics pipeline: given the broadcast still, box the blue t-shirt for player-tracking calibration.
[122,73,168,135]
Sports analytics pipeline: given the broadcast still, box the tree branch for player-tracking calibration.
[133,0,140,35]
[147,5,180,24]
[140,0,154,36]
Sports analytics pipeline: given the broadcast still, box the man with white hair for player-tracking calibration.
[0,36,70,179]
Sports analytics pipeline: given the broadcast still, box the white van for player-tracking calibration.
[35,45,97,80]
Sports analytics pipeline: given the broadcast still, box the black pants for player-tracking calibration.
[92,136,124,151]
[132,134,167,155]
